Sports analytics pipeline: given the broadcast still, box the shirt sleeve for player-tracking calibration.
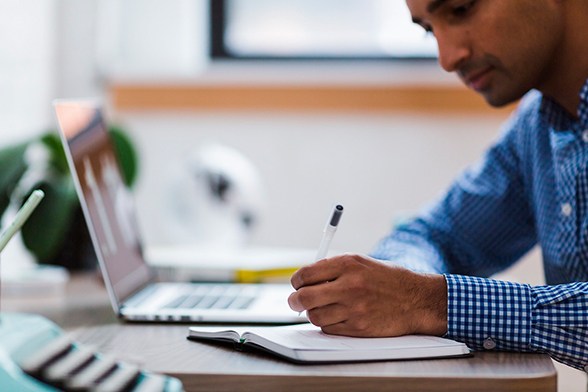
[370,114,537,277]
[445,274,588,371]
[369,98,588,370]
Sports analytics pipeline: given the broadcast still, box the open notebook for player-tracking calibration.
[188,323,471,363]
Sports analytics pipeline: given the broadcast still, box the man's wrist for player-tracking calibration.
[412,273,448,336]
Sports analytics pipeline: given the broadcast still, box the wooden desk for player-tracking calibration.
[4,273,557,392]
[71,324,556,392]
[1,270,117,328]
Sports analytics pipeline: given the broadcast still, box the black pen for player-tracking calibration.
[315,204,344,261]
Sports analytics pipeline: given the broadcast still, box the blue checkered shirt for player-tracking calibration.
[371,79,588,371]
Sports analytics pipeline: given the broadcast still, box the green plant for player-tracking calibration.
[0,126,138,269]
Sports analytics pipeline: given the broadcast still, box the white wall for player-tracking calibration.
[0,0,57,143]
[121,111,501,249]
[55,0,103,98]
[94,0,209,79]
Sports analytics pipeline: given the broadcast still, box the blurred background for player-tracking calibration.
[1,0,583,389]
[0,0,494,255]
[0,0,541,274]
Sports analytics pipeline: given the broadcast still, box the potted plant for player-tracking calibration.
[0,126,138,270]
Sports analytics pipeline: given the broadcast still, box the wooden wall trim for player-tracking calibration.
[110,84,516,115]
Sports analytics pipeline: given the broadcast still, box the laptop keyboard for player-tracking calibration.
[161,285,256,310]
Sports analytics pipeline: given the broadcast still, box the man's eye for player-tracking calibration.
[420,24,434,35]
[451,0,476,17]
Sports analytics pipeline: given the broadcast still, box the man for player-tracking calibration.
[288,0,588,370]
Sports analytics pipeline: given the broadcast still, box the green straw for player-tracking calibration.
[0,190,45,252]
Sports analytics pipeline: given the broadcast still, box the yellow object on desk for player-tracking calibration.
[235,267,300,283]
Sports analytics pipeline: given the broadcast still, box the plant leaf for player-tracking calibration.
[109,125,139,187]
[0,141,29,216]
[20,178,79,262]
[40,131,70,175]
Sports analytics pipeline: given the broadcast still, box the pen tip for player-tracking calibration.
[330,205,344,226]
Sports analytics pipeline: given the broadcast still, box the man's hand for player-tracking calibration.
[288,254,448,337]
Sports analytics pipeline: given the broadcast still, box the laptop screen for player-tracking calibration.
[54,100,151,307]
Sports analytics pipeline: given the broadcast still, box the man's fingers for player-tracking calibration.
[306,303,347,328]
[320,322,356,337]
[288,281,340,312]
[320,319,378,337]
[287,291,305,312]
[291,257,347,289]
[321,322,365,337]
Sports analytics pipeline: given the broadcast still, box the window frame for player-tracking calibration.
[209,0,437,62]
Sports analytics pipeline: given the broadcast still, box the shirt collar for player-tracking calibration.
[540,77,588,131]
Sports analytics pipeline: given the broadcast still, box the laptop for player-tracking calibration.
[54,99,307,324]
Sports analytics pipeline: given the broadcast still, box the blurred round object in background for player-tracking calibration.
[165,143,265,248]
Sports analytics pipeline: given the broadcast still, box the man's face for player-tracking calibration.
[406,0,564,107]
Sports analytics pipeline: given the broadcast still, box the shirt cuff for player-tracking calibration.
[444,274,533,351]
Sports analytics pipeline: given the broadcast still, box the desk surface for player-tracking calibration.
[71,323,556,392]
[4,272,557,392]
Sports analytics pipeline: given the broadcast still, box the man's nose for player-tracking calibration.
[435,30,471,73]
